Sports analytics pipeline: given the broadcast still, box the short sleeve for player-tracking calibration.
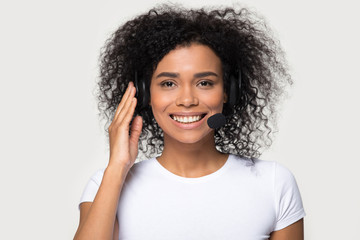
[79,169,105,208]
[273,163,305,231]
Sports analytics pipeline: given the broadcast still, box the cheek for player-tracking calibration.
[150,90,172,114]
[201,91,225,110]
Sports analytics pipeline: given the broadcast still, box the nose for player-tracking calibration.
[175,85,199,107]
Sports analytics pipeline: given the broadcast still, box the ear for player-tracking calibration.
[223,92,228,103]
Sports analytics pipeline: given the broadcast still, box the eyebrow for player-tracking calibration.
[155,71,219,79]
[156,72,179,79]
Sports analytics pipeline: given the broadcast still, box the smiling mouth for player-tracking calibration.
[170,114,207,124]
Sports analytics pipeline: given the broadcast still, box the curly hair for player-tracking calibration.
[97,4,292,160]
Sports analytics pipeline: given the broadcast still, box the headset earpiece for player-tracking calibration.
[134,71,140,99]
[134,71,149,112]
[228,69,242,107]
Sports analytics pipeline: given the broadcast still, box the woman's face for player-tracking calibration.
[150,43,226,144]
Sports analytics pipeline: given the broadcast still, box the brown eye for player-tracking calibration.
[160,81,175,88]
[198,80,214,87]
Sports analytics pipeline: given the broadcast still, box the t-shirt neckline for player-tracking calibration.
[152,154,234,183]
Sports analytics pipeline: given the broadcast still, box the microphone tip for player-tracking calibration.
[207,113,226,129]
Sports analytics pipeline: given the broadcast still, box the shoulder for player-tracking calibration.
[272,162,297,181]
[229,154,276,176]
[236,156,305,230]
[127,158,157,176]
[90,158,155,181]
[230,154,276,169]
[271,161,300,192]
[255,159,299,190]
[132,158,156,170]
[80,159,154,193]
[229,155,299,186]
[236,155,296,176]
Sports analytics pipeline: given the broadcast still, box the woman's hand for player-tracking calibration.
[74,84,142,239]
[107,81,143,172]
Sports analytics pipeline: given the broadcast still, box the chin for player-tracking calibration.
[164,131,214,145]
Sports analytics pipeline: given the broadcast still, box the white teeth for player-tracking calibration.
[172,115,202,124]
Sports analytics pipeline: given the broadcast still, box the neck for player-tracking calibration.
[157,132,228,178]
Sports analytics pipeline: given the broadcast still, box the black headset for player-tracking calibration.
[134,70,241,113]
[134,71,150,113]
[228,70,242,107]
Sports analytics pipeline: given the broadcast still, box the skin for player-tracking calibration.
[74,82,143,240]
[270,219,304,240]
[74,43,303,240]
[150,44,228,177]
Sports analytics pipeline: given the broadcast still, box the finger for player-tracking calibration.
[114,82,134,120]
[129,115,143,157]
[112,85,136,126]
[130,116,143,143]
[113,82,134,120]
[120,97,137,127]
[115,88,136,125]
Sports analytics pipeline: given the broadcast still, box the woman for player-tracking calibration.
[74,5,305,240]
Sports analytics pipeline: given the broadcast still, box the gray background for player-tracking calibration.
[1,0,359,239]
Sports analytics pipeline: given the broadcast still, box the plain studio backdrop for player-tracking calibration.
[0,0,359,239]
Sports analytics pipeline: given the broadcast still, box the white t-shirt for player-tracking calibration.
[80,154,305,240]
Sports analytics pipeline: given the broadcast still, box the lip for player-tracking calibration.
[169,112,207,116]
[169,112,208,130]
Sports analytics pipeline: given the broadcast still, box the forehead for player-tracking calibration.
[153,44,223,75]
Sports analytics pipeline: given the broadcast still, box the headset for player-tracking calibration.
[227,70,242,107]
[134,69,241,113]
[134,71,150,113]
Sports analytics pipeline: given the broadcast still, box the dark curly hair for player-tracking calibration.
[97,4,292,160]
